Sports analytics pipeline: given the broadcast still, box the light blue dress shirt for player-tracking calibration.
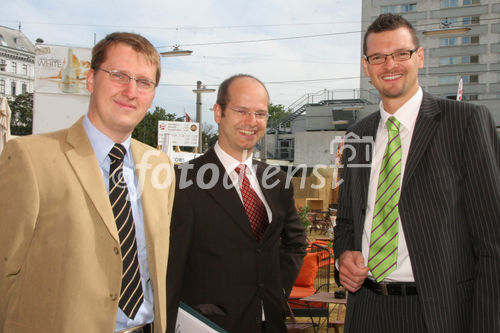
[82,115,154,331]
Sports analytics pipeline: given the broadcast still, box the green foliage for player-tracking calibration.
[202,123,218,151]
[9,93,33,136]
[132,106,182,147]
[268,103,291,129]
[297,205,312,231]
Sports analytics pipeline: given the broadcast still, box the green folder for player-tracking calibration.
[177,301,228,333]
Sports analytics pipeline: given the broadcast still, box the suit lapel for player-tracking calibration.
[255,162,280,240]
[403,92,441,189]
[65,118,119,243]
[201,148,255,238]
[359,113,380,211]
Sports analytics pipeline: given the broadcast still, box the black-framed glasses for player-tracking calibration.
[229,107,269,120]
[96,68,156,91]
[364,47,419,65]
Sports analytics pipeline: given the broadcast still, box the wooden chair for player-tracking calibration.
[288,243,333,332]
[285,301,314,332]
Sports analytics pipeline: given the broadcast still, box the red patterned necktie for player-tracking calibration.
[235,164,268,241]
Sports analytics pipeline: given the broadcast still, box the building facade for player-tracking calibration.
[361,0,500,125]
[0,25,35,100]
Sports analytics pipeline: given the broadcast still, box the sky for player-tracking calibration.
[1,0,362,127]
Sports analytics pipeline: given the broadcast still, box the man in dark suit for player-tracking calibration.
[334,14,499,333]
[167,74,307,332]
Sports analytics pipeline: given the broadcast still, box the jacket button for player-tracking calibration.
[114,247,119,255]
[110,293,118,301]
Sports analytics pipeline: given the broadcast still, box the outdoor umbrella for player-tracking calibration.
[0,97,11,155]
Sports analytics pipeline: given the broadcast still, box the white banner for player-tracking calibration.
[158,121,199,147]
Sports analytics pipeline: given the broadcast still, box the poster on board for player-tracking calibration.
[33,44,91,134]
[35,45,91,95]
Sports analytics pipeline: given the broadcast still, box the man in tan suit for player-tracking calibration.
[0,32,174,332]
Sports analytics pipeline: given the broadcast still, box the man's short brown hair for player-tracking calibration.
[91,32,161,86]
[363,14,420,55]
[216,74,269,116]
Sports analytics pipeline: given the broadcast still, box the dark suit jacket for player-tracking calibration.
[167,147,307,333]
[334,92,500,333]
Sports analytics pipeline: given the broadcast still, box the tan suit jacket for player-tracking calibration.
[0,118,175,332]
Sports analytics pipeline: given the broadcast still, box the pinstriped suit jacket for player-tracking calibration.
[334,92,500,333]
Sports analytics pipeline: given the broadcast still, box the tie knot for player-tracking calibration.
[235,164,246,175]
[109,143,126,162]
[386,116,401,133]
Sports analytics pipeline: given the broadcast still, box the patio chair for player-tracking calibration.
[288,243,333,332]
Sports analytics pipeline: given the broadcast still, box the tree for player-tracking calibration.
[202,123,218,151]
[267,103,291,129]
[9,93,33,136]
[132,106,182,147]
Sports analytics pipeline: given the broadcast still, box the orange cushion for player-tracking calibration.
[289,285,326,309]
[294,252,319,287]
[289,285,315,299]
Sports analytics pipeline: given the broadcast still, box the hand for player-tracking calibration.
[338,251,369,293]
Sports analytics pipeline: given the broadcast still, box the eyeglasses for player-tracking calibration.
[364,48,419,65]
[229,107,269,120]
[96,68,156,91]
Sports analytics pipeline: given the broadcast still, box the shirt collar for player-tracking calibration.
[82,114,132,167]
[214,141,254,176]
[379,86,423,132]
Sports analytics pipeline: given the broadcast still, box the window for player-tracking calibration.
[0,80,5,94]
[11,62,17,74]
[463,94,478,101]
[468,56,478,63]
[462,16,480,25]
[0,34,7,47]
[442,0,459,8]
[443,0,478,7]
[381,3,417,13]
[11,81,16,96]
[462,74,478,83]
[463,0,480,5]
[0,59,5,71]
[440,35,478,46]
[22,83,27,94]
[22,64,28,76]
[440,37,457,46]
[440,74,478,85]
[446,16,479,27]
[440,57,458,65]
[440,75,458,84]
[439,56,478,65]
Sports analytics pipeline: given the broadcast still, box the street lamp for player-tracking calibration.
[192,81,215,153]
[160,45,193,57]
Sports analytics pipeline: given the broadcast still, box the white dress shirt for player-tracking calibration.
[362,87,423,282]
[214,142,272,223]
[83,115,154,331]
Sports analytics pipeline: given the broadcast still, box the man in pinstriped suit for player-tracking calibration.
[334,14,499,333]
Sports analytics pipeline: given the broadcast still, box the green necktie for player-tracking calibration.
[368,117,402,282]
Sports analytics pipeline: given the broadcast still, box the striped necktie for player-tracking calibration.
[109,143,143,319]
[235,164,268,241]
[368,117,402,282]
